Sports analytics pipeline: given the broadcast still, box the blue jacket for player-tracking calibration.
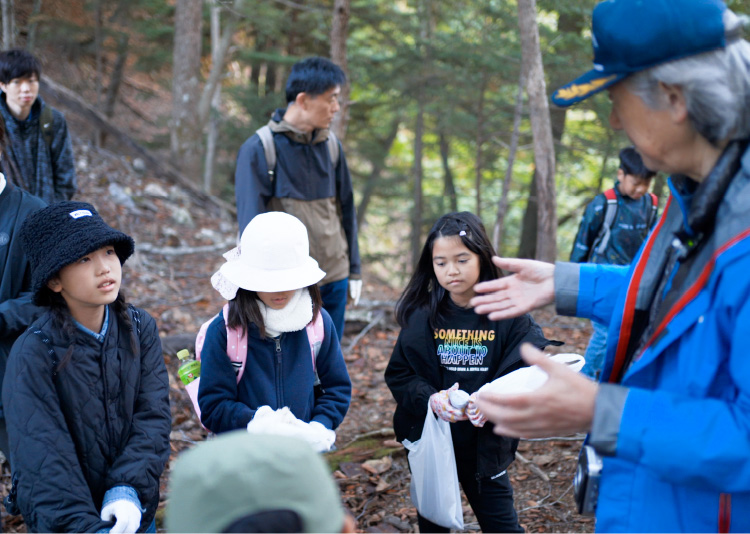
[0,95,77,204]
[556,141,750,532]
[198,308,351,433]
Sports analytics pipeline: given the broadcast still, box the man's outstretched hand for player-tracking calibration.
[471,257,556,321]
[476,343,598,438]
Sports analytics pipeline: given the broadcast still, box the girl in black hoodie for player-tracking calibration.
[385,212,555,533]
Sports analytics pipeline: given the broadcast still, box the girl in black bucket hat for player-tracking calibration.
[2,201,171,533]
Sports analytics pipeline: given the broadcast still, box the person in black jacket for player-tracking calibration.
[0,117,45,464]
[3,201,171,533]
[385,212,554,533]
[0,49,77,203]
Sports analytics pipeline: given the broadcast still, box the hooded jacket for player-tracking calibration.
[2,306,171,533]
[0,95,77,204]
[0,182,44,416]
[385,305,552,478]
[555,140,750,532]
[198,307,351,433]
[234,109,360,285]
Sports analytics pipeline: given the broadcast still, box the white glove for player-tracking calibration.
[309,421,337,452]
[101,499,141,534]
[348,279,362,306]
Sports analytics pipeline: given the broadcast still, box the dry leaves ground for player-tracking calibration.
[1,141,595,533]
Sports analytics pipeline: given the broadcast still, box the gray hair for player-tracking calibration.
[626,10,750,145]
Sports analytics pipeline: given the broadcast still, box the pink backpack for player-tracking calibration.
[185,304,325,425]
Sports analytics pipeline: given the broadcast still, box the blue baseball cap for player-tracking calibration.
[551,0,728,107]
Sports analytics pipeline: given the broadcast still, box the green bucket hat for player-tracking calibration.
[165,432,345,533]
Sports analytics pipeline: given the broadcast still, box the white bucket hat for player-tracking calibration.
[211,212,325,299]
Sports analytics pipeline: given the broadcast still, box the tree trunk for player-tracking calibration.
[27,0,42,50]
[329,0,351,141]
[98,33,129,146]
[518,0,557,262]
[357,118,400,229]
[438,131,458,213]
[196,0,245,129]
[412,97,425,270]
[170,0,204,181]
[2,0,15,50]
[493,70,525,254]
[518,171,538,259]
[474,70,488,217]
[203,0,222,193]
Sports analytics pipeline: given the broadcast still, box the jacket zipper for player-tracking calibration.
[275,337,283,408]
[719,493,731,533]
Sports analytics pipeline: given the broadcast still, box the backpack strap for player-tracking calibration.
[40,105,54,152]
[256,125,276,182]
[327,130,340,168]
[594,188,618,257]
[306,311,325,389]
[305,311,325,370]
[648,192,659,226]
[221,304,249,382]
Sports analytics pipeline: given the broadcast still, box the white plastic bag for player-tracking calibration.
[402,406,464,530]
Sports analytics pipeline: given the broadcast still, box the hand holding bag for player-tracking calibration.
[402,405,464,530]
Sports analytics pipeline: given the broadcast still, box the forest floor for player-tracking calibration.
[0,138,596,533]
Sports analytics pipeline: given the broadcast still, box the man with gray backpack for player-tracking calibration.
[570,146,658,378]
[234,57,361,341]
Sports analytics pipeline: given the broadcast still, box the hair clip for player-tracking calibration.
[459,230,467,237]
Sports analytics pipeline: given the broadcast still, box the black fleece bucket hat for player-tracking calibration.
[20,201,135,305]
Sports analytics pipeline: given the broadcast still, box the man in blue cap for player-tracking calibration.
[470,0,750,531]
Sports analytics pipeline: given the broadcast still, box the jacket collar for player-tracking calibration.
[269,108,330,145]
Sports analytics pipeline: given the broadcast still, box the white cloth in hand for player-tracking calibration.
[348,279,362,306]
[308,421,336,452]
[247,406,337,452]
[100,499,141,534]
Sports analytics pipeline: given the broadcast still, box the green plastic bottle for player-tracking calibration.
[177,349,201,386]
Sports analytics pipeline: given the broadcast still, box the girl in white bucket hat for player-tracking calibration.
[197,212,352,449]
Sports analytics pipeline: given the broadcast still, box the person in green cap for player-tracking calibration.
[165,432,356,533]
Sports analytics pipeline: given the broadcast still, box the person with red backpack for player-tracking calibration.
[570,146,658,378]
[197,212,351,445]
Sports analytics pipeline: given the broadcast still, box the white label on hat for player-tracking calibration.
[69,209,93,219]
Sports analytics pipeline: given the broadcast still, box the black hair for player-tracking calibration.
[396,212,500,329]
[619,146,656,180]
[285,57,346,104]
[47,292,138,371]
[227,285,323,339]
[0,49,41,84]
[222,509,304,533]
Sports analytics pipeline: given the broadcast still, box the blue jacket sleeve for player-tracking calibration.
[50,109,77,202]
[234,134,273,234]
[615,258,750,492]
[311,309,352,430]
[334,147,361,276]
[571,195,606,263]
[198,315,255,432]
[563,262,630,325]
